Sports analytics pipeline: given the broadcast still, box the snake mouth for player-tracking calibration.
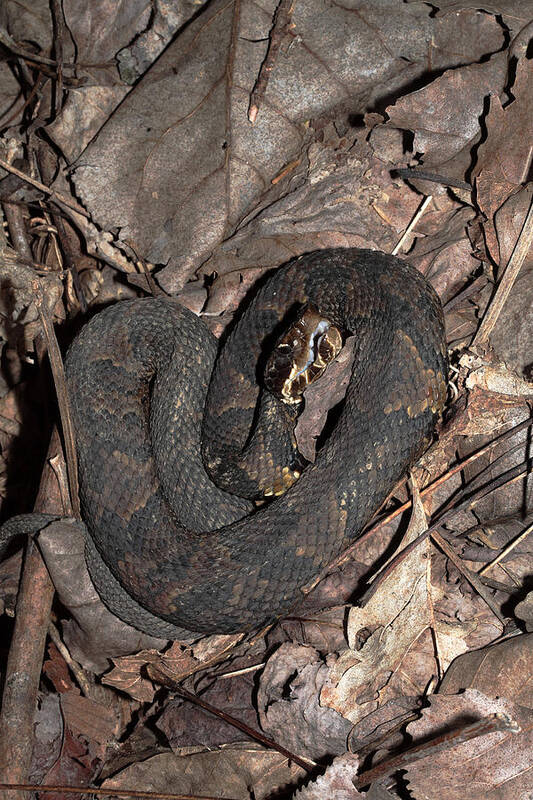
[264,303,343,404]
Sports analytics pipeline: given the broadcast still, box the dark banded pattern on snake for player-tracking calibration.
[64,249,447,635]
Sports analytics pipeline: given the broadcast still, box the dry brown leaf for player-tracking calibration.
[203,136,410,287]
[434,1,533,38]
[439,632,533,710]
[103,650,160,703]
[322,480,445,724]
[48,1,195,162]
[102,746,305,800]
[385,53,507,179]
[292,753,361,798]
[474,55,533,266]
[0,0,52,128]
[60,692,120,745]
[156,668,259,750]
[257,643,352,760]
[72,0,506,290]
[29,695,63,785]
[404,690,533,800]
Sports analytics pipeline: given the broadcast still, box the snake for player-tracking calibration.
[2,249,447,638]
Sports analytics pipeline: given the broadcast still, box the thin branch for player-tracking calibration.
[35,282,80,517]
[147,666,315,773]
[430,530,505,623]
[478,520,533,576]
[0,431,67,800]
[393,195,433,255]
[358,456,532,607]
[0,158,89,218]
[50,0,65,118]
[473,191,533,349]
[0,27,113,70]
[248,0,294,123]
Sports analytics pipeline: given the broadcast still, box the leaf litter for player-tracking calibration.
[0,0,533,798]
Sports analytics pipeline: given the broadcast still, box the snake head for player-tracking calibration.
[264,304,343,404]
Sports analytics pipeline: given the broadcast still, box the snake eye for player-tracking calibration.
[277,343,291,354]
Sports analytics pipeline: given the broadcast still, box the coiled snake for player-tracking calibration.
[5,249,448,638]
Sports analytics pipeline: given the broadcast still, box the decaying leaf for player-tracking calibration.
[258,643,352,760]
[72,0,506,290]
[102,650,160,704]
[101,746,305,800]
[439,633,533,710]
[322,481,441,724]
[292,753,361,798]
[474,56,533,267]
[385,53,507,180]
[404,690,532,800]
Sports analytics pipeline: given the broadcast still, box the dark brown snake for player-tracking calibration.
[2,249,447,638]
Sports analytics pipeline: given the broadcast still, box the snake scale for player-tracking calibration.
[4,249,448,638]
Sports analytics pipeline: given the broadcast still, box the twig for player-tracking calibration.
[0,27,113,71]
[359,456,532,607]
[472,191,533,349]
[478,520,533,576]
[50,0,65,118]
[147,666,315,773]
[248,0,294,123]
[319,416,533,581]
[392,195,433,255]
[0,430,68,800]
[354,712,519,788]
[2,202,33,262]
[47,623,93,698]
[430,530,505,623]
[37,139,88,312]
[1,71,46,128]
[35,281,80,517]
[0,158,90,218]
[121,241,161,296]
[0,27,58,67]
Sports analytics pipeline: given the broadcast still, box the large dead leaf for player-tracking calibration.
[101,746,305,800]
[439,633,533,710]
[404,690,533,800]
[72,0,505,290]
[385,52,507,180]
[257,643,352,760]
[473,56,533,267]
[321,483,443,724]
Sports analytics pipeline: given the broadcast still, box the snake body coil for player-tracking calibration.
[65,249,447,636]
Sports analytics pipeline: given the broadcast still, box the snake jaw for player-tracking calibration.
[264,304,343,405]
